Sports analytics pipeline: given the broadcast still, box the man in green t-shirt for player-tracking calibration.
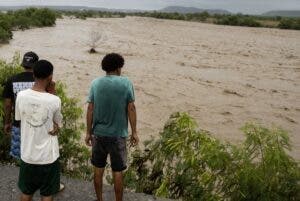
[86,53,139,201]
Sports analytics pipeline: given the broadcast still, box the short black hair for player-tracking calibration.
[33,60,53,79]
[101,53,124,72]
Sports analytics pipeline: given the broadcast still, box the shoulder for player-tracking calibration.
[48,93,61,102]
[90,77,102,86]
[5,73,19,84]
[10,72,26,81]
[120,76,132,84]
[16,89,30,98]
[48,94,62,108]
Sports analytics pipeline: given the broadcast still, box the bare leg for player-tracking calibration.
[113,171,123,201]
[20,194,33,201]
[41,196,53,201]
[94,167,105,201]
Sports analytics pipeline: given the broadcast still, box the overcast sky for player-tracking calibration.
[0,0,299,14]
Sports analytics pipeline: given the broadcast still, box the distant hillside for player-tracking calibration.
[0,5,144,13]
[160,6,230,15]
[262,10,300,17]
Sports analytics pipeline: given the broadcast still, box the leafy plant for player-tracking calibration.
[0,8,57,43]
[0,54,23,162]
[124,112,300,201]
[278,18,300,30]
[56,82,93,180]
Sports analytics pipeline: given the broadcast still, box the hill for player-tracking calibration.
[0,5,143,13]
[262,10,300,17]
[0,5,231,15]
[160,6,230,14]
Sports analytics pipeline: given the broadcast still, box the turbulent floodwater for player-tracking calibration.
[0,16,299,159]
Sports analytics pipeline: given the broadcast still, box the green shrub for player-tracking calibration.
[0,27,12,43]
[216,15,262,27]
[124,112,300,201]
[0,54,23,162]
[56,82,92,180]
[0,8,57,43]
[279,18,300,30]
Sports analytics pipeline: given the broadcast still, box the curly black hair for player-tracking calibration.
[101,53,125,73]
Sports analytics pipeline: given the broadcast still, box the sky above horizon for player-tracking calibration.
[0,0,299,14]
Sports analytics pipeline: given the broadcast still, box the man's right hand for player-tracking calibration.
[85,133,93,146]
[4,123,12,135]
[130,132,139,147]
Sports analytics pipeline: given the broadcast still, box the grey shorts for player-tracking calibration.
[91,136,127,172]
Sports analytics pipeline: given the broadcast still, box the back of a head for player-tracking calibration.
[22,51,39,69]
[101,53,124,73]
[33,60,53,79]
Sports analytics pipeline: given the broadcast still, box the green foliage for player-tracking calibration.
[0,54,92,180]
[125,112,300,201]
[278,18,300,30]
[0,8,57,43]
[0,54,23,162]
[216,15,262,27]
[60,10,125,20]
[55,83,92,180]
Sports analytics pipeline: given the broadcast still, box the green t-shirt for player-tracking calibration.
[88,75,135,137]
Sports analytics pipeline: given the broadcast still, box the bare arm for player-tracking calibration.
[128,101,139,146]
[49,100,63,136]
[85,102,94,146]
[4,98,12,135]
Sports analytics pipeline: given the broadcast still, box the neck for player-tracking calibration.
[32,81,48,92]
[24,68,33,72]
[107,71,120,76]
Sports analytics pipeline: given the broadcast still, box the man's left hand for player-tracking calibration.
[49,122,59,136]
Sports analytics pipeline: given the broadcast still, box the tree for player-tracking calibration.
[87,29,106,53]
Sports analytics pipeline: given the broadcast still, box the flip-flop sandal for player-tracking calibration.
[59,183,65,192]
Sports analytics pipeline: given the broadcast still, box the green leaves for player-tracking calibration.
[0,8,57,43]
[56,82,92,180]
[124,112,300,201]
[0,54,23,163]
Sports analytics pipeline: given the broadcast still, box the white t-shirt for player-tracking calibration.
[15,89,63,164]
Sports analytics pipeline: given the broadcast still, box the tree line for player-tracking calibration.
[0,8,57,43]
[59,10,300,30]
[0,8,299,44]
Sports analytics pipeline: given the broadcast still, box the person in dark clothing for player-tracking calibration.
[3,52,38,159]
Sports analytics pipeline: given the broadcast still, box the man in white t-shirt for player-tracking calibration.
[15,60,63,201]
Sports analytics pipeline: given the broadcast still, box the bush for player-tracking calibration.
[55,82,92,180]
[279,18,300,30]
[0,54,92,180]
[216,15,262,27]
[124,112,300,201]
[0,54,23,162]
[0,8,57,43]
[0,27,12,43]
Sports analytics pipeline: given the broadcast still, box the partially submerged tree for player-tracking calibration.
[88,29,106,53]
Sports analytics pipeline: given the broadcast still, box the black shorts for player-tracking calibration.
[18,159,60,196]
[91,136,127,172]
